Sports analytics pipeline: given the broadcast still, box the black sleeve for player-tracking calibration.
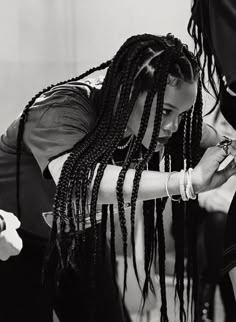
[24,85,97,176]
[209,0,236,87]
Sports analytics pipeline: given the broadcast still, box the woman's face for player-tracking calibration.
[127,77,198,151]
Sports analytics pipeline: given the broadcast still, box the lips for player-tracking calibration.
[157,137,170,144]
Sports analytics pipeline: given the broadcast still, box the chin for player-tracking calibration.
[142,141,164,152]
[154,142,163,152]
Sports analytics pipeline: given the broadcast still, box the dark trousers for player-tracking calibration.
[196,209,236,321]
[0,228,127,322]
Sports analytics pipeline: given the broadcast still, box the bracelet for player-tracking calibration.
[186,168,197,200]
[180,169,188,201]
[165,171,181,202]
[0,214,6,233]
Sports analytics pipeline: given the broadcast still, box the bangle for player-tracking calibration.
[165,171,181,202]
[186,168,197,200]
[180,169,188,201]
[0,214,6,233]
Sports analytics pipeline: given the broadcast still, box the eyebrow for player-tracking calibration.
[163,102,178,109]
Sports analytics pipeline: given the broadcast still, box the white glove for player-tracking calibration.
[0,210,23,261]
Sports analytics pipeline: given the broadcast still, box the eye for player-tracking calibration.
[162,109,171,116]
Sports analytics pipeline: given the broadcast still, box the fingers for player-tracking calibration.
[229,144,236,157]
[214,145,231,160]
[218,157,236,181]
[0,210,21,230]
[217,138,236,157]
[0,229,23,261]
[0,211,22,261]
[230,139,236,150]
[202,145,230,169]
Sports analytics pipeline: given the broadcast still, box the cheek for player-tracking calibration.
[159,115,168,129]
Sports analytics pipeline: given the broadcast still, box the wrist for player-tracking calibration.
[191,168,202,194]
[167,171,181,196]
[166,169,197,201]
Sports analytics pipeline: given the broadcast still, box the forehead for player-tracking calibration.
[164,80,198,112]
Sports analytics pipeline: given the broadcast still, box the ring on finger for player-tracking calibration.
[216,136,232,156]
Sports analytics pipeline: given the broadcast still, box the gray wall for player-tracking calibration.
[0,0,193,132]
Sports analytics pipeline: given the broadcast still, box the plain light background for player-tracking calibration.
[0,0,194,133]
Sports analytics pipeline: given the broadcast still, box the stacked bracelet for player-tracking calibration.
[180,169,188,201]
[165,171,181,202]
[165,169,197,202]
[186,168,197,200]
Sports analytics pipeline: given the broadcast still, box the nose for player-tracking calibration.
[162,116,179,135]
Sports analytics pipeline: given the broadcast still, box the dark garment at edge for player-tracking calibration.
[208,0,236,87]
[192,0,236,129]
[0,228,126,322]
[0,78,127,321]
[192,0,236,87]
[206,0,236,274]
[192,0,236,274]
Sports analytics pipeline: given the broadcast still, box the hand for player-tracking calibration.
[198,174,236,213]
[0,210,23,261]
[228,139,236,156]
[192,145,236,194]
[198,189,232,213]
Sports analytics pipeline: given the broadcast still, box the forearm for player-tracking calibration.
[91,164,181,204]
[49,153,182,204]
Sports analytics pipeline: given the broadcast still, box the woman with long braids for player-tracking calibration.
[188,1,236,320]
[0,33,236,322]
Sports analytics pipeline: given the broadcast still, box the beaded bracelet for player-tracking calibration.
[165,171,181,202]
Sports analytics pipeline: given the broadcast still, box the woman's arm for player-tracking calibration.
[49,145,236,205]
[49,153,182,204]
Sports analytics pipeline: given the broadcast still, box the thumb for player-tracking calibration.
[1,229,23,254]
[0,210,21,230]
[218,156,236,180]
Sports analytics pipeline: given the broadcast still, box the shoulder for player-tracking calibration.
[34,78,101,109]
[27,77,104,128]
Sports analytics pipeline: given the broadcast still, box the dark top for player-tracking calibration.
[192,0,236,274]
[0,78,102,239]
[192,0,236,128]
[209,0,236,87]
[192,0,236,87]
